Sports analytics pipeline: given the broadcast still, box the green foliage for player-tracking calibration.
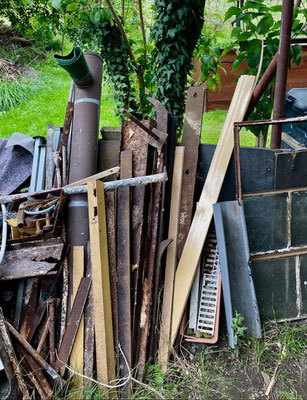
[225,0,306,137]
[195,12,227,91]
[231,312,247,357]
[152,0,205,127]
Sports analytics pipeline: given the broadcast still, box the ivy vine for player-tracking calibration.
[152,0,205,129]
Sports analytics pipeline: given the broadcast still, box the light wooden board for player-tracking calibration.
[67,167,120,187]
[158,146,185,372]
[70,246,84,387]
[87,181,115,388]
[170,75,255,345]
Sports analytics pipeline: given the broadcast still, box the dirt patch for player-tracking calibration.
[0,58,37,80]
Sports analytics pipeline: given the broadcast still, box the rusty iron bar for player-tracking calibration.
[105,191,119,361]
[47,298,57,367]
[245,53,278,119]
[55,277,91,376]
[149,238,173,361]
[146,98,170,362]
[5,318,63,386]
[121,121,152,359]
[233,115,306,202]
[59,258,69,348]
[84,243,95,388]
[271,0,294,148]
[117,150,132,398]
[36,316,50,354]
[136,152,164,381]
[0,173,168,204]
[0,308,30,399]
[15,342,54,400]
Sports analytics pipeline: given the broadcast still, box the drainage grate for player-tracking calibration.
[196,233,220,336]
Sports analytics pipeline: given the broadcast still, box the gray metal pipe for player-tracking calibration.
[66,52,103,301]
[271,0,294,148]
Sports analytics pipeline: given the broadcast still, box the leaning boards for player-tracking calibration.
[170,75,255,345]
[87,180,115,387]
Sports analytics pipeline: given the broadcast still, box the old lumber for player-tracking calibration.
[170,75,255,345]
[177,86,205,259]
[158,146,185,372]
[70,246,85,386]
[87,180,116,387]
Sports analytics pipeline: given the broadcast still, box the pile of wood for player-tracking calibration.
[0,73,255,399]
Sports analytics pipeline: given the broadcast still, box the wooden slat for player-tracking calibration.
[87,180,115,388]
[158,146,185,372]
[66,167,120,187]
[170,75,255,345]
[70,246,84,387]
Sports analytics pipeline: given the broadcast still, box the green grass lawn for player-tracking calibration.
[0,49,257,146]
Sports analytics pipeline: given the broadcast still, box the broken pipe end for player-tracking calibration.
[54,46,93,88]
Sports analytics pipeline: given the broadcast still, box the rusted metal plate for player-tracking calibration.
[62,101,74,148]
[84,244,95,387]
[177,86,205,260]
[0,238,64,280]
[121,120,152,349]
[105,191,118,355]
[55,277,91,376]
[117,150,132,397]
[98,140,121,178]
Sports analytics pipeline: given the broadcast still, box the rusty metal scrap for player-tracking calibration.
[0,238,64,280]
[55,277,91,376]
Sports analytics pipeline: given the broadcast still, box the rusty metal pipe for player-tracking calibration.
[245,53,278,119]
[66,52,102,306]
[271,0,294,148]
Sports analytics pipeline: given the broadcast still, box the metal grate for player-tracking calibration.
[196,233,220,336]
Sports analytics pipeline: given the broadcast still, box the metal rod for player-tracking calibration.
[121,108,160,141]
[29,136,44,192]
[5,319,63,386]
[36,317,50,354]
[47,299,56,367]
[0,172,168,204]
[235,115,307,128]
[245,54,278,119]
[271,0,294,148]
[234,125,243,205]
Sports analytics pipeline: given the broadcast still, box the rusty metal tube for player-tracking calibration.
[245,53,278,119]
[66,52,103,302]
[271,0,294,148]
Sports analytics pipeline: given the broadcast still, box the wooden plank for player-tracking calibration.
[170,75,255,345]
[177,86,205,259]
[87,180,115,387]
[66,167,120,187]
[158,146,185,372]
[70,246,84,387]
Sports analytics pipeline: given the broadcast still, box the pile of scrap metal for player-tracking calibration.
[1,25,307,398]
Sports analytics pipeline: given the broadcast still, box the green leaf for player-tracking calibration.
[90,10,100,24]
[244,0,265,9]
[231,26,242,38]
[237,31,252,42]
[247,51,260,69]
[256,14,274,34]
[72,16,80,27]
[247,39,261,53]
[168,28,177,39]
[21,0,28,5]
[52,0,61,9]
[66,2,78,11]
[232,58,242,71]
[269,5,282,12]
[224,6,241,22]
